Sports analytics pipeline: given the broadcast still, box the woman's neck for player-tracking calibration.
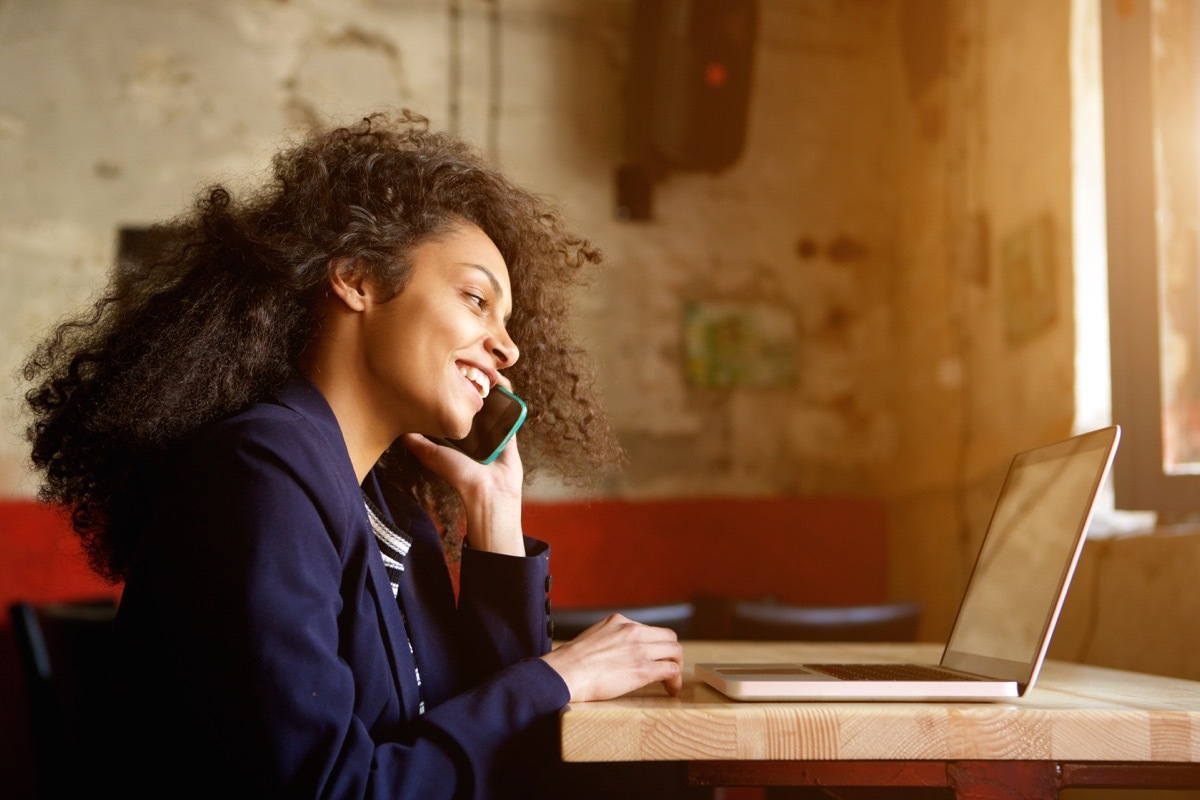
[301,305,394,485]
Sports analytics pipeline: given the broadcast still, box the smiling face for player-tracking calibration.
[357,221,519,441]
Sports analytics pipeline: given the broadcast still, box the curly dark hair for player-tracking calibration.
[23,110,622,582]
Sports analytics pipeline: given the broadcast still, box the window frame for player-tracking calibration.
[1102,0,1200,512]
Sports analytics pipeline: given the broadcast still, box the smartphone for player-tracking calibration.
[433,385,528,464]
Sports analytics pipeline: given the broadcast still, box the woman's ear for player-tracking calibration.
[327,258,369,312]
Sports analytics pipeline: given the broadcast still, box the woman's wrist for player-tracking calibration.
[463,488,524,556]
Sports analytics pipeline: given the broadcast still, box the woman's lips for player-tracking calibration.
[457,363,491,398]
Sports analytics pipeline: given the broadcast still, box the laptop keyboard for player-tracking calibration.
[803,663,986,682]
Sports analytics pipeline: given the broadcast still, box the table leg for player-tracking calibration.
[692,760,1200,798]
[691,761,948,790]
[1059,762,1200,789]
[693,763,950,800]
[691,760,1055,799]
[946,761,1059,800]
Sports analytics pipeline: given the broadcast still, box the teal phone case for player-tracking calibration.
[433,385,527,464]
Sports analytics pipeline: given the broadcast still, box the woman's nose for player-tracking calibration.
[490,327,519,368]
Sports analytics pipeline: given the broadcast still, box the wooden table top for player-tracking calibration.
[559,642,1200,764]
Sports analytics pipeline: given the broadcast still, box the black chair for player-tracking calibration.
[551,601,696,641]
[728,600,922,643]
[10,599,118,800]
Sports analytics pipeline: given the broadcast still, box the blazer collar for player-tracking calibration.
[275,375,362,489]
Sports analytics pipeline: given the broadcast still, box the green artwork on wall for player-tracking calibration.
[684,301,798,388]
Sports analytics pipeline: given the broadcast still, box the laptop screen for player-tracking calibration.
[942,426,1119,685]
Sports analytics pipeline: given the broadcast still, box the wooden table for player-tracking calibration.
[559,642,1200,798]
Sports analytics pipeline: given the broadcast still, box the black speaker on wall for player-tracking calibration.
[618,0,758,219]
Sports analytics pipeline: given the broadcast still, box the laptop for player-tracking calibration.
[697,425,1120,702]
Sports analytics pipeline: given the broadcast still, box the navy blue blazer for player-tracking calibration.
[111,377,569,799]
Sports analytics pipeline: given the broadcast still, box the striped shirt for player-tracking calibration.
[363,493,424,714]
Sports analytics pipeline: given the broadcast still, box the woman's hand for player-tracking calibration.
[401,430,525,556]
[540,614,685,702]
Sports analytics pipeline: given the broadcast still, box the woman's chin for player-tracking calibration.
[442,420,474,441]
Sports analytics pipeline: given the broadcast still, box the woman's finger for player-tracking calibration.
[542,620,687,702]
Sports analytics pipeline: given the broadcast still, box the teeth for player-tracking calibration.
[460,365,491,398]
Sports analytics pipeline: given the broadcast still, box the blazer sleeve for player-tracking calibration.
[455,538,556,679]
[117,412,566,800]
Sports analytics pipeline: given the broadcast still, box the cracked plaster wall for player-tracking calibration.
[0,0,900,500]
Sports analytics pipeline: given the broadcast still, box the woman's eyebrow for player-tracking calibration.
[462,263,505,299]
[463,263,512,321]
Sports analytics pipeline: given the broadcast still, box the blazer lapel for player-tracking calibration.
[368,475,464,708]
[392,512,463,707]
[275,377,423,720]
[361,473,425,719]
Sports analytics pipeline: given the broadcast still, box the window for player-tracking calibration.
[1101,0,1200,513]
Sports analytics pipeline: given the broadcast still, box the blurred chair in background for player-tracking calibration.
[10,599,118,800]
[550,601,696,641]
[728,600,922,643]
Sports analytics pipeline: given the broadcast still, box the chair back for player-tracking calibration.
[729,599,921,642]
[10,599,118,799]
[551,601,696,641]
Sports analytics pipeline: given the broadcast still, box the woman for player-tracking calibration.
[23,111,682,798]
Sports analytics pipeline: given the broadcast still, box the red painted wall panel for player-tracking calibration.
[523,497,887,607]
[0,496,887,612]
[0,501,120,609]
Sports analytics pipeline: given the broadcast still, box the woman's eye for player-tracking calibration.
[466,292,486,309]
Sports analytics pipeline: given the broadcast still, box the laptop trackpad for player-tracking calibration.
[707,665,838,681]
